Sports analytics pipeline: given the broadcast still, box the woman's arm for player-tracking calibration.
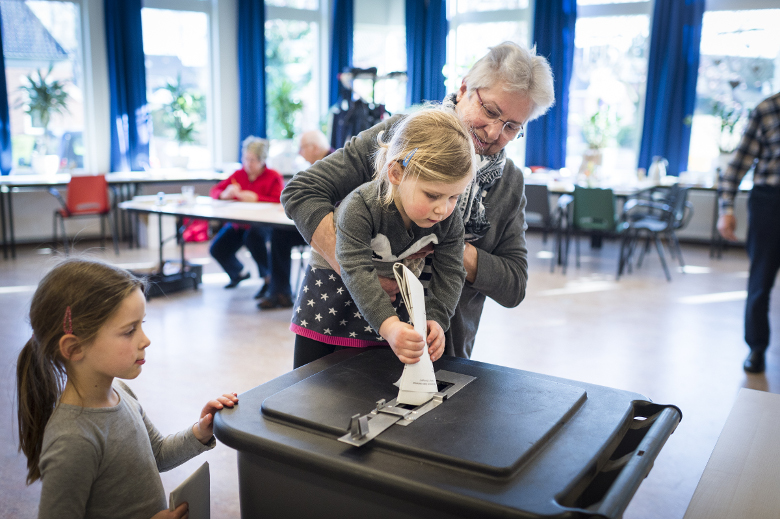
[426,217,467,330]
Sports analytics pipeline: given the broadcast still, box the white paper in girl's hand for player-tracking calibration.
[169,461,210,519]
[393,263,438,406]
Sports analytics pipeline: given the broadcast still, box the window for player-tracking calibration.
[352,0,406,114]
[142,7,210,169]
[566,1,651,182]
[688,7,780,176]
[1,0,84,174]
[447,0,531,161]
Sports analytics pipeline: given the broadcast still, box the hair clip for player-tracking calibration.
[63,306,73,335]
[402,148,418,167]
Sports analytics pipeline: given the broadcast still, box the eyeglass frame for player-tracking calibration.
[474,88,525,139]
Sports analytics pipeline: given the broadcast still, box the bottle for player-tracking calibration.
[648,156,668,185]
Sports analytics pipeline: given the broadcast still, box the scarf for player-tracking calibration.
[444,93,507,242]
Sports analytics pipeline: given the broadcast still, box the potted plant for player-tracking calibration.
[152,75,204,168]
[18,65,69,175]
[578,102,615,184]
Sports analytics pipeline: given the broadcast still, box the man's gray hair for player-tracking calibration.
[463,41,555,122]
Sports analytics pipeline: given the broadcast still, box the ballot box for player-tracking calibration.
[214,349,681,519]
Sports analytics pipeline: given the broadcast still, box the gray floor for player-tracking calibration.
[1,230,777,519]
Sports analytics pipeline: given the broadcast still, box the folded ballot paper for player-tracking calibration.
[169,461,210,519]
[393,263,439,406]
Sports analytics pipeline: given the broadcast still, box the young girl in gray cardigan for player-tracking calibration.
[291,108,476,368]
[16,259,238,519]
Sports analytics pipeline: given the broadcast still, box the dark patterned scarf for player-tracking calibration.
[443,93,507,242]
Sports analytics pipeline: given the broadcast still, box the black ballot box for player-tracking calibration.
[214,349,681,519]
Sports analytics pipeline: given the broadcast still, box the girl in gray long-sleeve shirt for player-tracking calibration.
[290,107,476,367]
[16,259,238,519]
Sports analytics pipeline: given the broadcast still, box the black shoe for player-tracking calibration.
[257,293,294,310]
[254,283,270,300]
[224,272,250,289]
[744,350,766,374]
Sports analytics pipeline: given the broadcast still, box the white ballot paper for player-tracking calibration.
[169,461,210,519]
[393,263,439,406]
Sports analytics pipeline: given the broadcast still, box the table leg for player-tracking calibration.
[8,187,15,259]
[158,213,164,271]
[1,187,7,260]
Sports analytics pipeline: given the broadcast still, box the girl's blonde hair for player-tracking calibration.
[16,258,146,484]
[373,107,476,205]
[241,135,269,164]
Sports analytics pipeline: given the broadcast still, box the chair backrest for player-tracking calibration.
[524,183,551,227]
[668,185,691,230]
[572,186,616,231]
[66,175,110,215]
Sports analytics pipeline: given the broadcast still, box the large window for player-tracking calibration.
[566,1,651,183]
[352,0,406,114]
[142,7,210,169]
[446,0,531,162]
[1,0,84,174]
[688,7,780,177]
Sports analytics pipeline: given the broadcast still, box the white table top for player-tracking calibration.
[118,195,295,228]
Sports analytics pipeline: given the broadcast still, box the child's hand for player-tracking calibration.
[380,317,425,364]
[426,320,445,362]
[192,393,239,444]
[151,502,188,518]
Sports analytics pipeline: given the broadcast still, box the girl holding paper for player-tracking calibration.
[16,258,238,519]
[290,107,476,368]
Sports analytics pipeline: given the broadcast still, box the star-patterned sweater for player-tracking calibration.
[290,181,466,347]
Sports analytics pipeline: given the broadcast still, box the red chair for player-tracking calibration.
[50,174,119,254]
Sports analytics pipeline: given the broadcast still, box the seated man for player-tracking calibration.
[210,136,283,293]
[257,130,334,309]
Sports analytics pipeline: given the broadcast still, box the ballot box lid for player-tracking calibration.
[261,349,586,476]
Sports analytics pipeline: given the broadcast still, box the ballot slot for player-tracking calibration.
[338,370,476,447]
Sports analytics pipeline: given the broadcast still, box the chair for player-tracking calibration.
[617,185,693,282]
[558,186,621,273]
[50,174,119,254]
[524,183,553,243]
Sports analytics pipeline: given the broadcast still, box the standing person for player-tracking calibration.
[16,258,238,519]
[290,108,475,368]
[210,136,283,295]
[717,92,780,374]
[258,130,334,309]
[282,41,555,359]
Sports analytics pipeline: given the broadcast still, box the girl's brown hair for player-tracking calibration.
[373,106,476,205]
[16,258,145,484]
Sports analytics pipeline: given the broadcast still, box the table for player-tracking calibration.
[0,169,228,259]
[684,389,780,518]
[118,195,295,297]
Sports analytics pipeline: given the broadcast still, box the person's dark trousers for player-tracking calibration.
[269,228,308,296]
[745,185,780,354]
[210,224,271,282]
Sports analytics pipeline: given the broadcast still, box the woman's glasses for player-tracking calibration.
[475,89,525,139]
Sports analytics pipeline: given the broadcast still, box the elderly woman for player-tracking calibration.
[282,42,555,365]
[210,136,283,293]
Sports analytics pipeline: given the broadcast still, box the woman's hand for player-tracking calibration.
[192,393,239,444]
[234,190,259,203]
[220,184,240,200]
[151,502,188,519]
[380,317,425,364]
[426,321,445,362]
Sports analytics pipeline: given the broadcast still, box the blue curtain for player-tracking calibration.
[329,0,353,107]
[638,0,704,176]
[525,0,576,169]
[238,0,267,150]
[105,0,149,172]
[0,18,11,175]
[406,0,447,106]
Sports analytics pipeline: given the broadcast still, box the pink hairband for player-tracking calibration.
[63,306,73,335]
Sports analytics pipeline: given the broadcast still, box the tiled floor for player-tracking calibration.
[1,231,778,519]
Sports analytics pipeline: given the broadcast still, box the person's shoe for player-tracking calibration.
[254,283,270,300]
[257,293,294,310]
[224,272,250,289]
[744,350,766,374]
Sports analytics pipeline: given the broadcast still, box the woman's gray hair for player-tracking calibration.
[463,41,555,122]
[241,135,269,164]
